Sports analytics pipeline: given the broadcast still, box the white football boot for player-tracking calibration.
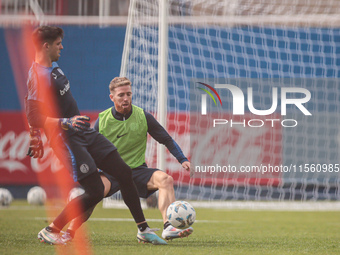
[162,225,193,240]
[137,227,168,245]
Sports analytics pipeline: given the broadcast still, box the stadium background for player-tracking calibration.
[0,1,339,202]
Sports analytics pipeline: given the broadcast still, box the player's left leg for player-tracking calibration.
[147,171,175,222]
[98,152,167,245]
[63,174,113,243]
[146,171,193,240]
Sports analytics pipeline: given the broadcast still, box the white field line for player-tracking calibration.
[3,201,340,211]
[189,201,340,211]
[33,217,226,224]
[103,200,340,211]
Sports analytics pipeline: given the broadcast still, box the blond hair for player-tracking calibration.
[109,77,131,92]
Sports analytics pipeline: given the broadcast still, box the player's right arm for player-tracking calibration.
[26,63,90,132]
[26,99,90,132]
[25,98,48,128]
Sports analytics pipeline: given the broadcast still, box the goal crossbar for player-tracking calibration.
[1,14,340,27]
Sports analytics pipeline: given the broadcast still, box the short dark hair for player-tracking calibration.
[32,26,64,48]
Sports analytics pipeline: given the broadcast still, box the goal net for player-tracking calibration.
[103,0,340,208]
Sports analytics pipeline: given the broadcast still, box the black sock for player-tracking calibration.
[138,222,149,232]
[46,226,60,233]
[164,221,171,229]
[66,229,75,238]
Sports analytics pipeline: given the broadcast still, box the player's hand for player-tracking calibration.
[182,161,191,172]
[27,127,44,158]
[59,115,91,132]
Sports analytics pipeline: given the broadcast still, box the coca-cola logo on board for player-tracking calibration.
[0,129,63,174]
[0,130,30,172]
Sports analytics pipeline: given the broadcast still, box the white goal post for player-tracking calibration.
[102,0,340,209]
[121,0,169,172]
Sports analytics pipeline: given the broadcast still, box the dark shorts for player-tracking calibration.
[51,129,117,182]
[100,164,160,198]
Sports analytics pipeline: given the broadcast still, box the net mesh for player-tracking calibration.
[105,0,340,206]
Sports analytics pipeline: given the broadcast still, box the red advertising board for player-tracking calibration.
[0,111,99,185]
[0,111,281,186]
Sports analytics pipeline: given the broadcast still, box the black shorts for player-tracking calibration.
[51,129,117,182]
[100,164,160,198]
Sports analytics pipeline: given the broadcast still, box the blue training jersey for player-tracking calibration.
[26,62,80,119]
[27,62,57,102]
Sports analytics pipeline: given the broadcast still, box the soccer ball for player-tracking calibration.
[166,201,196,229]
[27,186,46,205]
[0,188,13,206]
[67,187,85,203]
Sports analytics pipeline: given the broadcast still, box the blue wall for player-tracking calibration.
[0,30,19,110]
[1,26,339,112]
[0,26,126,111]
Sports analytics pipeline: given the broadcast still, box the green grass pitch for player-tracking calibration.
[0,200,339,255]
